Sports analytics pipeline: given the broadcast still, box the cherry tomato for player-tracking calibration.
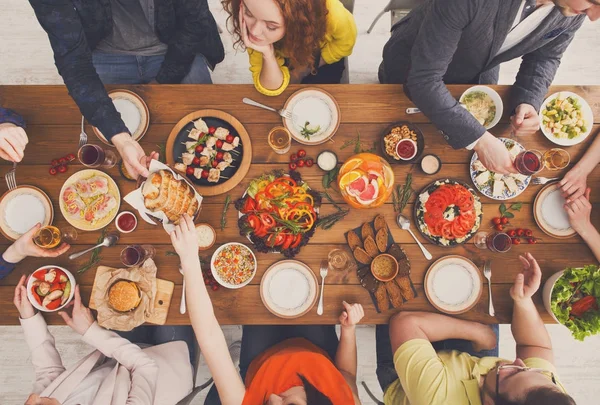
[289,162,297,170]
[192,157,201,166]
[58,164,68,173]
[216,151,224,161]
[211,284,219,291]
[305,158,314,167]
[516,229,525,237]
[507,229,517,237]
[51,159,59,166]
[494,224,503,231]
[66,153,76,161]
[501,217,509,225]
[528,237,537,244]
[201,170,209,179]
[204,277,210,286]
[290,153,298,162]
[512,238,521,245]
[186,166,195,176]
[297,159,305,168]
[58,157,67,164]
[226,134,235,143]
[195,145,204,154]
[211,160,218,168]
[492,217,501,225]
[49,167,57,175]
[297,149,307,158]
[208,126,216,134]
[216,140,224,149]
[525,229,533,237]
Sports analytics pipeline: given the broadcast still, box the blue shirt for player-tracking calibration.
[0,253,16,281]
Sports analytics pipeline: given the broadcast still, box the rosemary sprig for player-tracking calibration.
[78,229,106,274]
[316,209,350,230]
[165,250,179,256]
[393,173,413,214]
[221,195,231,230]
[156,143,166,163]
[339,131,376,153]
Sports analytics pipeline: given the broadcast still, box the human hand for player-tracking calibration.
[565,188,593,236]
[560,165,589,203]
[2,223,70,264]
[510,253,542,303]
[239,3,275,57]
[58,285,94,335]
[13,275,36,319]
[473,132,518,174]
[339,301,364,329]
[169,214,199,269]
[510,104,539,137]
[0,122,28,162]
[112,132,159,180]
[471,324,498,353]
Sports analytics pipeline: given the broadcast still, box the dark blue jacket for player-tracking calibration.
[29,0,225,141]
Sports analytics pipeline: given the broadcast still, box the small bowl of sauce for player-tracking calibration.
[420,154,442,175]
[396,139,418,161]
[116,211,138,233]
[371,254,399,282]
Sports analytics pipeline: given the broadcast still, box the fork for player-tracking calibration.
[242,97,294,120]
[483,260,495,317]
[532,176,560,185]
[78,116,88,148]
[317,259,328,316]
[5,162,17,190]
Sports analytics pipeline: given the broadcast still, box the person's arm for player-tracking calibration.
[171,215,245,405]
[320,0,357,65]
[565,188,600,262]
[510,253,554,363]
[0,107,28,162]
[14,275,66,394]
[59,286,158,404]
[335,302,364,405]
[560,133,600,202]
[155,0,224,83]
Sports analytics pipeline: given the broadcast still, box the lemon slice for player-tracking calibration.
[339,170,363,188]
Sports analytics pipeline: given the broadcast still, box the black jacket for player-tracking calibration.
[29,0,225,141]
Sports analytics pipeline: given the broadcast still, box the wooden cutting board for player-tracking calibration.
[89,265,174,325]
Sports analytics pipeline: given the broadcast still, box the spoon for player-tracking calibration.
[179,267,186,314]
[68,233,120,260]
[396,214,433,260]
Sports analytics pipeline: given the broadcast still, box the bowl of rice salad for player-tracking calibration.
[210,242,257,289]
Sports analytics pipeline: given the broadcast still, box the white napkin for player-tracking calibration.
[124,160,203,233]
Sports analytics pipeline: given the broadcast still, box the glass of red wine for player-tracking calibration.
[78,144,117,169]
[514,149,543,176]
[120,244,156,267]
[485,232,512,253]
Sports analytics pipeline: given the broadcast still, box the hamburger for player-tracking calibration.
[108,280,141,312]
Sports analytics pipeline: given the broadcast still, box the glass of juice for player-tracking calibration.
[514,150,543,176]
[267,126,291,154]
[486,232,512,253]
[327,248,356,272]
[33,226,77,249]
[120,244,156,267]
[542,148,570,171]
[78,144,117,169]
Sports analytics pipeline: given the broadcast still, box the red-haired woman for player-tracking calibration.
[223,0,357,96]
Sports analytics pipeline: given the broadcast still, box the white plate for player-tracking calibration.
[470,138,530,201]
[460,85,503,130]
[93,89,149,144]
[534,183,576,238]
[260,260,318,319]
[424,256,482,315]
[0,186,53,240]
[283,88,340,145]
[539,91,594,146]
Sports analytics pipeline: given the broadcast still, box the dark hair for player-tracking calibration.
[263,374,333,405]
[496,386,576,405]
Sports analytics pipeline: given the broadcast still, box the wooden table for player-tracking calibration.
[0,84,598,326]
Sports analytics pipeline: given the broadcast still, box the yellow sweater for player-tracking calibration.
[249,0,357,96]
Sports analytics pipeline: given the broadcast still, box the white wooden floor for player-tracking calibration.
[1,1,600,404]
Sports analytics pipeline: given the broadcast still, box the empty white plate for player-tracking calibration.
[93,89,149,144]
[260,260,318,319]
[0,186,53,240]
[534,183,576,238]
[425,256,482,315]
[283,88,340,145]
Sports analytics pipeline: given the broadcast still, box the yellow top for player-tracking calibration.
[384,339,566,405]
[249,0,357,96]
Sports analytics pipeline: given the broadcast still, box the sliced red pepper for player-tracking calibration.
[33,269,48,281]
[571,296,597,317]
[30,286,42,306]
[290,234,303,249]
[49,283,63,293]
[45,298,62,311]
[275,177,297,187]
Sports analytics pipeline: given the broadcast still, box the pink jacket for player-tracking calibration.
[21,313,194,405]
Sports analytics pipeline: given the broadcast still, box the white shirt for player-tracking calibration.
[496,0,555,57]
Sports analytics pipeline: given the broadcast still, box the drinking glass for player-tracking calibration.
[473,231,489,250]
[486,232,512,253]
[120,244,156,267]
[542,148,570,171]
[328,248,356,272]
[33,226,78,249]
[514,149,543,176]
[78,144,117,169]
[267,126,291,154]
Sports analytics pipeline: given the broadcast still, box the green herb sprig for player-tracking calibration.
[78,229,106,274]
[300,121,321,139]
[221,195,231,230]
[322,166,340,189]
[316,191,349,230]
[499,202,522,219]
[340,131,376,153]
[393,173,413,214]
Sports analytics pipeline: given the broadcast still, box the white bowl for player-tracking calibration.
[210,242,257,289]
[115,211,138,233]
[539,91,594,146]
[460,85,503,130]
[542,269,565,324]
[27,265,76,312]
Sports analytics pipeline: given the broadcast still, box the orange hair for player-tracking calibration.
[222,0,328,70]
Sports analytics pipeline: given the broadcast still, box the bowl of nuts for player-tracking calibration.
[380,122,424,164]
